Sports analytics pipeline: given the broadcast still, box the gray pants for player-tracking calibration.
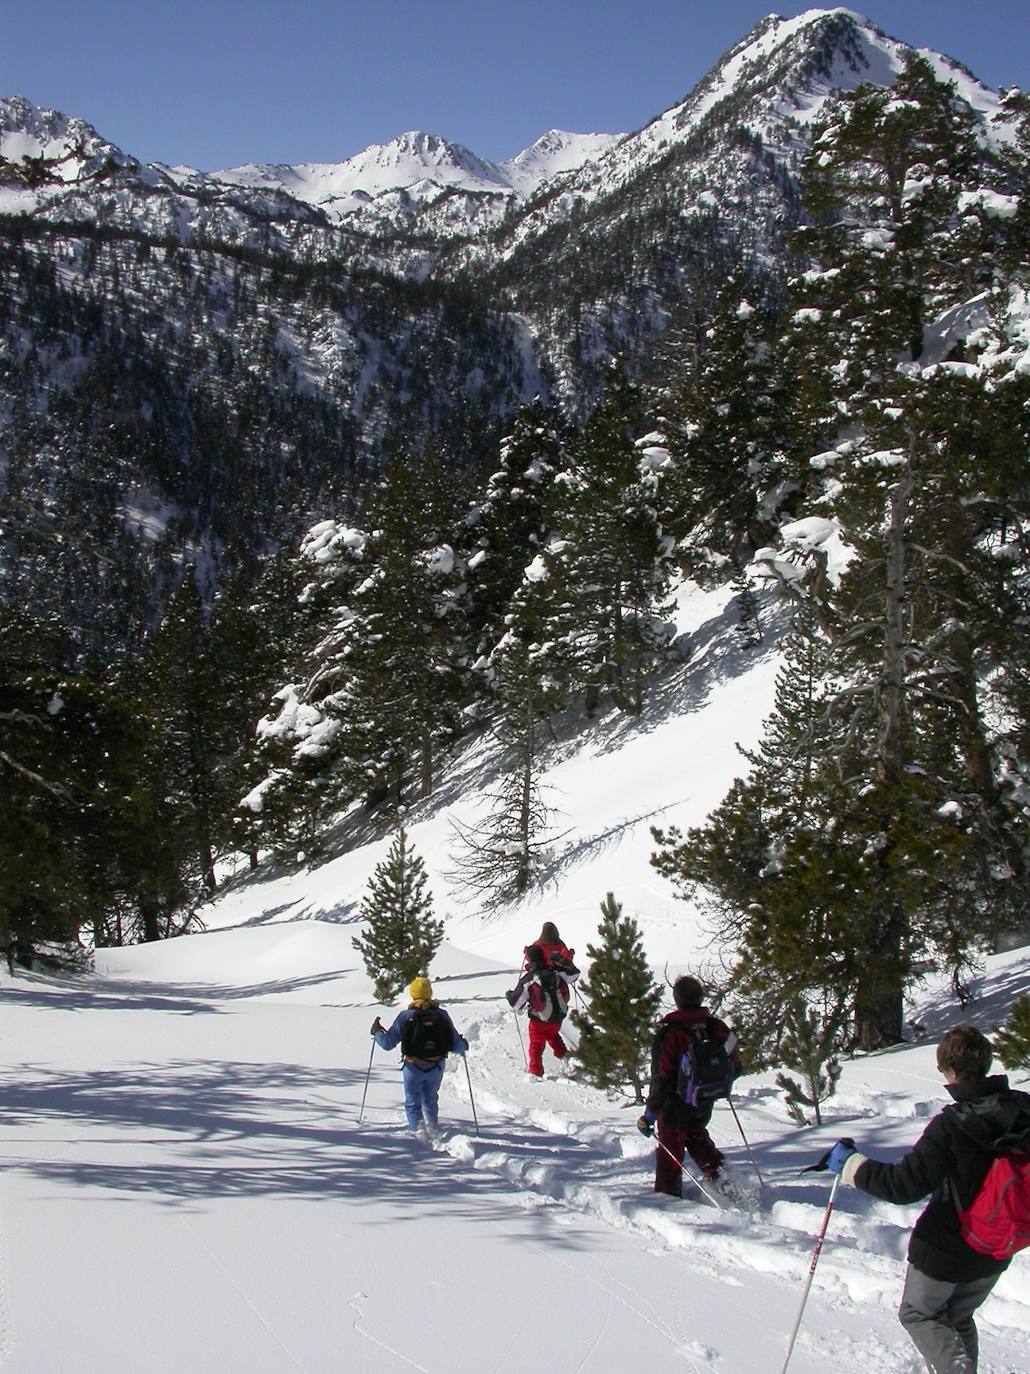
[898,1264,1000,1374]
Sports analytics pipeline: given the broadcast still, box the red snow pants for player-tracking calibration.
[527,1018,567,1075]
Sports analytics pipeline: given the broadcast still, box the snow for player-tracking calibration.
[2,576,1028,1371]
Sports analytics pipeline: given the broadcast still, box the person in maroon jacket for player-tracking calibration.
[637,975,741,1196]
[822,1024,1030,1374]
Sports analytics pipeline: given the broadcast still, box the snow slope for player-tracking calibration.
[1,579,1028,1373]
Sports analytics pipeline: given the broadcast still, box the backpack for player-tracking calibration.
[401,1006,452,1060]
[677,1018,734,1108]
[957,1146,1030,1260]
[526,968,569,1024]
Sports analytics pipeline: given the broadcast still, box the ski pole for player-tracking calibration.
[358,1038,376,1124]
[727,1096,765,1189]
[511,1005,527,1068]
[652,1134,724,1210]
[462,1052,480,1135]
[780,1173,841,1374]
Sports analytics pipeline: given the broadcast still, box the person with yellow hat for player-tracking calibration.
[371,976,468,1137]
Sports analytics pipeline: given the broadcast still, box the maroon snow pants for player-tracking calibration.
[654,1110,723,1196]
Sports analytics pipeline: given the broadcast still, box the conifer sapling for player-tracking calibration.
[571,892,661,1102]
[352,825,443,1003]
[775,999,845,1127]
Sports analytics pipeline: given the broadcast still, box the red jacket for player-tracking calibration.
[645,1007,740,1124]
[526,941,577,971]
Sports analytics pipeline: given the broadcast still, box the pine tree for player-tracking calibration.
[126,576,224,892]
[352,826,444,1003]
[993,996,1030,1074]
[570,892,661,1102]
[326,450,468,808]
[662,271,787,570]
[774,999,846,1127]
[698,58,1030,1048]
[542,364,675,717]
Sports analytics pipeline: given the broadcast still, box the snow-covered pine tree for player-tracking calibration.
[774,998,846,1126]
[352,825,443,1004]
[652,614,868,1059]
[463,398,563,662]
[570,892,661,1102]
[236,521,369,865]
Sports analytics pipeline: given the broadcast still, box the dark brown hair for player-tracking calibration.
[539,922,561,944]
[673,975,704,1009]
[936,1024,993,1081]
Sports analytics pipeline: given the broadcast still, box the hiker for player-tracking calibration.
[637,974,741,1196]
[371,976,468,1137]
[531,921,577,973]
[822,1024,1030,1374]
[506,930,580,1077]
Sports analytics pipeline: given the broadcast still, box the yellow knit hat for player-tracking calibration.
[407,976,433,1004]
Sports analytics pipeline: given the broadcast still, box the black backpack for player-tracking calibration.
[401,1006,452,1060]
[677,1018,734,1108]
[526,967,568,1024]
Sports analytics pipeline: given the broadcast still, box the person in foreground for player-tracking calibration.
[637,974,741,1196]
[371,976,468,1138]
[823,1024,1030,1374]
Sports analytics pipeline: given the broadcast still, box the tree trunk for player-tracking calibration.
[878,472,912,787]
[419,731,433,799]
[856,470,914,1050]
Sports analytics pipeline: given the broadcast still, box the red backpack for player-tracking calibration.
[957,1147,1030,1260]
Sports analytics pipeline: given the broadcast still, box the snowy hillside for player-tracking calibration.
[2,577,1028,1372]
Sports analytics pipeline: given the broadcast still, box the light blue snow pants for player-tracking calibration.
[402,1061,444,1131]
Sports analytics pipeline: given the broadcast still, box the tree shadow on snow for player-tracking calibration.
[0,1057,596,1247]
[2,968,356,1014]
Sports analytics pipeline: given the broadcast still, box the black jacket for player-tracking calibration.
[853,1074,1030,1282]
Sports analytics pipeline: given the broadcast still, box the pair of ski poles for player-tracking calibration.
[359,1037,480,1135]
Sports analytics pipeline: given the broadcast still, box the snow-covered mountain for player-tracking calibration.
[206,128,621,224]
[0,93,138,186]
[1,7,1025,644]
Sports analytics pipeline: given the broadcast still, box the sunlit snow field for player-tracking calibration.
[3,580,1028,1373]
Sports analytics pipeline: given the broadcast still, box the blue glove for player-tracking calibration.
[826,1138,857,1174]
[457,1038,469,1055]
[636,1107,657,1137]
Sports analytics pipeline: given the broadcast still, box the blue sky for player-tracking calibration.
[3,1,1026,169]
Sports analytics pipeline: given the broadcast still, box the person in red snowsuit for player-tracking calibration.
[506,923,579,1077]
[639,975,741,1195]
